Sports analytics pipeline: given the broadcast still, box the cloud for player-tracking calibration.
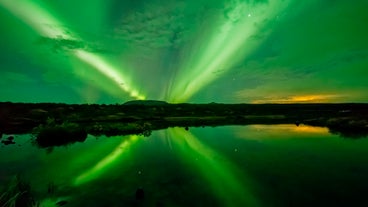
[224,0,269,23]
[35,36,112,54]
[113,2,204,49]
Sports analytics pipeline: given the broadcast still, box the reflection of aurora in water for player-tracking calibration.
[72,128,260,206]
[74,135,139,186]
[3,126,368,206]
[167,127,260,207]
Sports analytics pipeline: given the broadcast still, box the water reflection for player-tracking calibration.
[2,125,368,206]
[168,127,260,207]
[235,124,329,140]
[74,135,139,186]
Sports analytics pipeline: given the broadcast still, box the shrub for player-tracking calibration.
[32,118,87,148]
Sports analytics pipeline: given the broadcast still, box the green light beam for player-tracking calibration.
[75,50,145,100]
[168,127,260,207]
[0,0,71,39]
[74,135,139,186]
[169,0,291,102]
[0,0,145,100]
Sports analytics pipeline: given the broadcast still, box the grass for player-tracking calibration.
[0,175,39,207]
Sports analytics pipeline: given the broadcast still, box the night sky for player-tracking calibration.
[0,0,367,104]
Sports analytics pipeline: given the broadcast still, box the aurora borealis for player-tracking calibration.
[0,0,367,103]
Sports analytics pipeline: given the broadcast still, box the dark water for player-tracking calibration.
[1,125,368,207]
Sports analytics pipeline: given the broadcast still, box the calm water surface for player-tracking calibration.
[1,124,368,207]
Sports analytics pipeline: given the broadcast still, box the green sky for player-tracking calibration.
[0,0,367,103]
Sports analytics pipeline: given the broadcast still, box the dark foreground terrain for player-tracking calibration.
[1,101,368,146]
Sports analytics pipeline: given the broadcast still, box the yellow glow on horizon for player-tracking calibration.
[293,125,329,134]
[251,124,329,134]
[251,94,342,103]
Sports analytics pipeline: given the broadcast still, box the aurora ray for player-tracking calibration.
[0,0,145,101]
[169,0,291,102]
[74,50,145,100]
[1,0,367,103]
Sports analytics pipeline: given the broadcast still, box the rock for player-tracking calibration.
[56,200,68,206]
[29,108,48,114]
[1,140,15,145]
[295,121,301,126]
[135,188,144,200]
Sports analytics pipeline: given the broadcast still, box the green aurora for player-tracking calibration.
[0,0,367,103]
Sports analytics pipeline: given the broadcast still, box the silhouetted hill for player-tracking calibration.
[123,100,169,106]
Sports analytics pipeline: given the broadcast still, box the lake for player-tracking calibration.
[1,124,368,207]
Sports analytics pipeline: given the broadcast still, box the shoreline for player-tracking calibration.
[1,102,367,144]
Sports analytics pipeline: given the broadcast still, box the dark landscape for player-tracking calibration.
[1,101,368,147]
